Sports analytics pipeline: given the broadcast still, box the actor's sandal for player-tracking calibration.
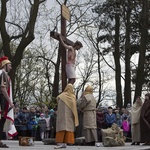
[0,142,9,148]
[54,144,67,149]
[54,145,66,149]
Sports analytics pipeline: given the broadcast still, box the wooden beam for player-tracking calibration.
[50,4,76,90]
[50,31,74,46]
[60,14,67,91]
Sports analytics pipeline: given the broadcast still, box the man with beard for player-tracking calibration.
[59,35,83,84]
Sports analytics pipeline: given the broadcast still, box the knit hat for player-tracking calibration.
[0,56,11,69]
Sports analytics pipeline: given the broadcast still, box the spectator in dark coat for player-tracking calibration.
[96,109,106,142]
[115,109,122,128]
[28,107,36,136]
[28,117,38,139]
[16,107,30,136]
[14,107,20,140]
[50,109,57,138]
[105,107,116,128]
[35,111,41,141]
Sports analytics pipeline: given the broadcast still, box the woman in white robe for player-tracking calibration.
[131,96,142,145]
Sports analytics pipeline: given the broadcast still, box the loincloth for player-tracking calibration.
[66,63,76,79]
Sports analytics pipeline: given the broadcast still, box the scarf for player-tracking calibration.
[57,84,79,127]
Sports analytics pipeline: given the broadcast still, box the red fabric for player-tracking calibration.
[8,131,18,137]
[0,56,9,64]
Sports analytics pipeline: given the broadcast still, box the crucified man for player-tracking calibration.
[59,35,83,84]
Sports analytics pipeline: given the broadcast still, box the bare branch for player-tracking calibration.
[56,0,61,5]
[28,0,32,5]
[5,20,24,33]
[37,56,56,66]
[39,0,46,4]
[64,0,67,5]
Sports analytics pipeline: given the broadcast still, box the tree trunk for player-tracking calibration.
[134,0,148,102]
[96,46,102,108]
[113,12,123,108]
[0,0,43,95]
[124,2,131,107]
[52,44,61,99]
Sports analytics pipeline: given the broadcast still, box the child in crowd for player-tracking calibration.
[122,116,130,138]
[44,111,51,138]
[115,109,122,128]
[38,113,46,140]
[28,117,38,139]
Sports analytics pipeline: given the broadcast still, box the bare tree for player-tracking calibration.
[0,0,46,94]
[123,0,132,107]
[134,0,149,102]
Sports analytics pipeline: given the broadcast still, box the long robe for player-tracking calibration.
[79,94,97,143]
[56,99,75,132]
[131,101,142,142]
[55,84,78,144]
[140,99,150,142]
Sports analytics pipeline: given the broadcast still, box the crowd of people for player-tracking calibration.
[9,101,132,142]
[5,86,149,148]
[13,106,57,141]
[0,54,150,149]
[96,105,132,142]
[1,84,150,146]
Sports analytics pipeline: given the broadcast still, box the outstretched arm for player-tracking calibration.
[59,35,73,50]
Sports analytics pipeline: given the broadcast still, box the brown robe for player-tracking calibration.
[79,94,97,143]
[140,99,150,142]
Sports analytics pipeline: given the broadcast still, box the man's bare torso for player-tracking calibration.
[67,47,76,64]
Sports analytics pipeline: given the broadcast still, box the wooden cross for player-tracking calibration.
[50,4,74,91]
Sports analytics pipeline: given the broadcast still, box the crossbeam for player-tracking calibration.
[50,31,74,46]
[50,4,73,91]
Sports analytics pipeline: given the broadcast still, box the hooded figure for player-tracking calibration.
[131,96,142,145]
[140,93,150,145]
[55,84,78,149]
[79,85,97,146]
